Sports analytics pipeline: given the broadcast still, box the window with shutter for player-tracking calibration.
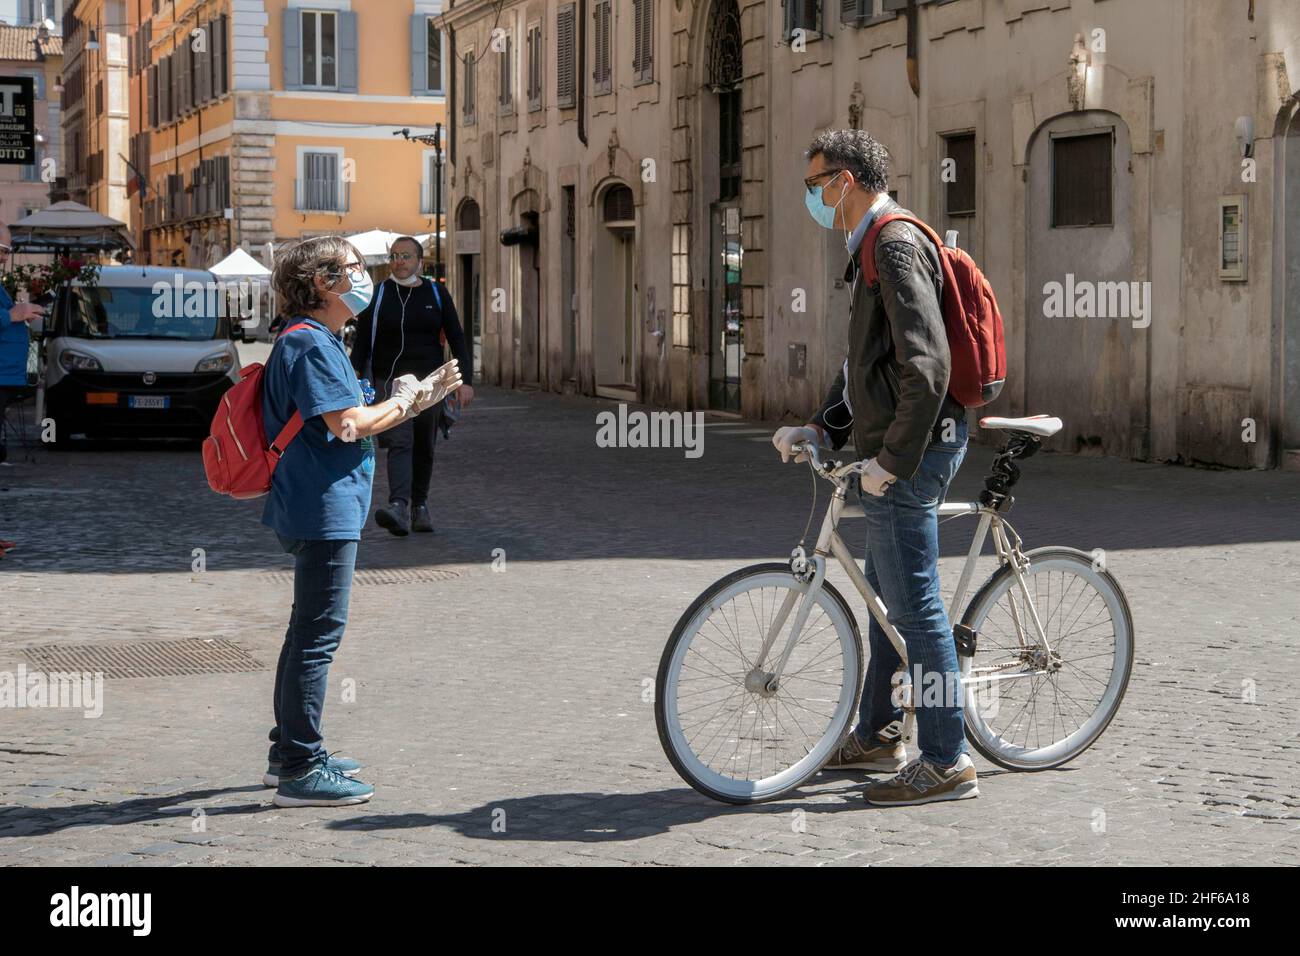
[301,11,338,88]
[633,0,653,85]
[1051,130,1113,227]
[784,0,824,41]
[498,32,512,109]
[427,18,443,93]
[300,151,340,212]
[527,24,542,111]
[840,0,877,26]
[211,17,228,98]
[557,5,576,108]
[463,49,477,124]
[602,185,635,224]
[148,63,158,127]
[593,1,611,95]
[943,132,976,217]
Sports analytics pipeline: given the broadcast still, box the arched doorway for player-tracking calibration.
[593,182,637,397]
[455,199,482,381]
[1024,110,1134,455]
[705,0,743,412]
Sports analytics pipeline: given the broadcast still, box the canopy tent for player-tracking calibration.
[6,201,135,254]
[344,228,447,264]
[209,247,272,279]
[343,228,408,265]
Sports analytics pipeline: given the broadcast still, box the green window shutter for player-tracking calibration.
[411,14,427,95]
[282,8,302,90]
[338,12,359,93]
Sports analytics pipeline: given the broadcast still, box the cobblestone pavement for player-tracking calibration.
[1,370,1298,866]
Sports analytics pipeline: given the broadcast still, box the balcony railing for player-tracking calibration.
[295,179,351,213]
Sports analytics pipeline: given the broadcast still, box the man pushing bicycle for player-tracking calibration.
[772,129,979,807]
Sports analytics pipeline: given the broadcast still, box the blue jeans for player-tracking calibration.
[856,419,968,767]
[268,534,358,779]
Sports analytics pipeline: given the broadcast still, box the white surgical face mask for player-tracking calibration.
[331,266,374,316]
[391,272,422,287]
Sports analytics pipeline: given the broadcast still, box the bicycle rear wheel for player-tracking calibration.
[656,563,863,804]
[959,547,1133,770]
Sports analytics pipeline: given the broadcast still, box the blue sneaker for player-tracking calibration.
[272,761,374,808]
[263,752,363,788]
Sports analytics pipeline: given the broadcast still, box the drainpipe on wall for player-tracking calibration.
[448,24,456,168]
[578,0,587,147]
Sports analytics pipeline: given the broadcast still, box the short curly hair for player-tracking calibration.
[806,129,891,195]
[272,235,364,317]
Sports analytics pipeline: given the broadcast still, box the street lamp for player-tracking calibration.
[394,124,446,282]
[433,121,443,282]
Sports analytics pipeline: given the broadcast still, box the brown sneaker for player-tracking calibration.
[824,722,907,772]
[863,753,979,806]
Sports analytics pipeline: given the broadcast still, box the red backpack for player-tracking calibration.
[863,214,1006,408]
[202,322,311,499]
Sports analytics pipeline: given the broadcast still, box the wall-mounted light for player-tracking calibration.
[1234,115,1255,159]
[86,29,100,50]
[53,73,64,93]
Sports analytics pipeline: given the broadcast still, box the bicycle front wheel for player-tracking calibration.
[655,563,863,804]
[960,547,1134,771]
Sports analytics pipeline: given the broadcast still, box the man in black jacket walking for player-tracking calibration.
[772,129,977,807]
[350,236,473,535]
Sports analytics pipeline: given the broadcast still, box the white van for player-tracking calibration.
[41,266,243,445]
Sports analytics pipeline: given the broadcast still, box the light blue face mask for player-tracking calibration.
[331,266,374,317]
[805,172,847,230]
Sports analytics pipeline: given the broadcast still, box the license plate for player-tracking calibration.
[128,395,169,409]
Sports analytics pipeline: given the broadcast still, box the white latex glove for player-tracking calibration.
[388,374,422,416]
[772,425,823,463]
[412,358,463,415]
[858,457,897,497]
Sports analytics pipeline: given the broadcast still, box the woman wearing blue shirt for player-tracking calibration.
[263,236,461,807]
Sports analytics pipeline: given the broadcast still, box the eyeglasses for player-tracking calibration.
[388,252,418,262]
[804,169,845,195]
[326,261,367,280]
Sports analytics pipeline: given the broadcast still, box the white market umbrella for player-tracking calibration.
[209,246,272,278]
[344,228,407,265]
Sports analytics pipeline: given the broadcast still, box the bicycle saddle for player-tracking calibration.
[978,414,1062,438]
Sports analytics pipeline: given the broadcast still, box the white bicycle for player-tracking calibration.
[655,415,1134,804]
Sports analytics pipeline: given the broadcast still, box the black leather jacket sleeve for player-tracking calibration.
[872,223,951,478]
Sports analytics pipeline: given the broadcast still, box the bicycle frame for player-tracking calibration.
[752,446,1056,742]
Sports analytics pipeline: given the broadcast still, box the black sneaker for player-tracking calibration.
[411,503,435,533]
[375,500,411,536]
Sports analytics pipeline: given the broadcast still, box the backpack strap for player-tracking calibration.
[425,276,442,311]
[365,280,387,383]
[267,321,314,461]
[861,213,947,287]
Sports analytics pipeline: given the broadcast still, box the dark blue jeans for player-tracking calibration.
[268,534,358,779]
[856,419,968,766]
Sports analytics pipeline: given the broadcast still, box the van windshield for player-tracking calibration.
[63,286,220,341]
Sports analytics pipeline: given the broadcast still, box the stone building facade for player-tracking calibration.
[443,0,1300,469]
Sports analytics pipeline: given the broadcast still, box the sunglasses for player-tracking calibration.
[804,168,845,195]
[388,252,419,262]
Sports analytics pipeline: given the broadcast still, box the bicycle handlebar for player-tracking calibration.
[790,442,862,481]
